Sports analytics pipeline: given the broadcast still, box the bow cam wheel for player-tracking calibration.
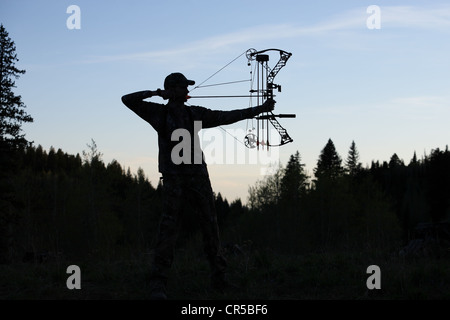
[244,133,257,149]
[246,48,257,61]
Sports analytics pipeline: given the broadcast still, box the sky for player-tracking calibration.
[1,0,450,203]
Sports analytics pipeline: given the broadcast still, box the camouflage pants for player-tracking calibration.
[150,174,227,286]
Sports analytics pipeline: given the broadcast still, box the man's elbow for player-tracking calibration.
[121,94,130,106]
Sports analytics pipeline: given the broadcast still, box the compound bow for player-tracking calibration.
[244,48,295,150]
[189,48,295,150]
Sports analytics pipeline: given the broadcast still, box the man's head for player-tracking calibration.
[164,73,195,90]
[163,73,195,103]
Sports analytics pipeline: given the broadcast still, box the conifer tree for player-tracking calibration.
[314,138,343,181]
[0,24,33,150]
[280,151,308,203]
[0,25,33,263]
[345,140,362,176]
[426,148,450,223]
[389,153,404,168]
[409,151,418,166]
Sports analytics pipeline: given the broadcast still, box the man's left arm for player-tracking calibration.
[199,99,275,128]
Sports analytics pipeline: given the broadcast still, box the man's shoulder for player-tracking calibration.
[142,100,166,113]
[134,101,167,127]
[148,100,166,108]
[186,104,210,115]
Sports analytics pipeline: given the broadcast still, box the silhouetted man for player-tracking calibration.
[121,72,275,299]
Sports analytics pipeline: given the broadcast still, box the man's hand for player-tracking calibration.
[260,99,276,113]
[156,89,172,100]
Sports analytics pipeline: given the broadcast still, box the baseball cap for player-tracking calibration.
[164,72,195,89]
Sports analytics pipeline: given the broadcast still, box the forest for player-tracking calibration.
[1,139,449,266]
[1,140,450,299]
[1,23,449,300]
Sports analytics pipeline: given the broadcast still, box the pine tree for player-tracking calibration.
[0,25,34,263]
[0,24,33,150]
[314,138,343,181]
[280,151,308,203]
[345,140,362,176]
[389,153,404,168]
[425,148,450,223]
[409,151,418,166]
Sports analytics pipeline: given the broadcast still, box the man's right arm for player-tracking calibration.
[121,90,161,110]
[121,90,168,128]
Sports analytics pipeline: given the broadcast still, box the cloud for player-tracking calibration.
[382,5,450,30]
[390,96,450,109]
[358,95,450,124]
[81,24,294,65]
[81,5,450,65]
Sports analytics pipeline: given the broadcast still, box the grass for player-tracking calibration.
[1,243,449,300]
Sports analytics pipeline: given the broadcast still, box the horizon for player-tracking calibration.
[21,138,447,205]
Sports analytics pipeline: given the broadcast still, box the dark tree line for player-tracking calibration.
[0,142,244,263]
[370,147,450,237]
[243,139,449,254]
[3,139,447,263]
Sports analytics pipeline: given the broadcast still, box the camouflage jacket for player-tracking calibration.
[122,91,266,176]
